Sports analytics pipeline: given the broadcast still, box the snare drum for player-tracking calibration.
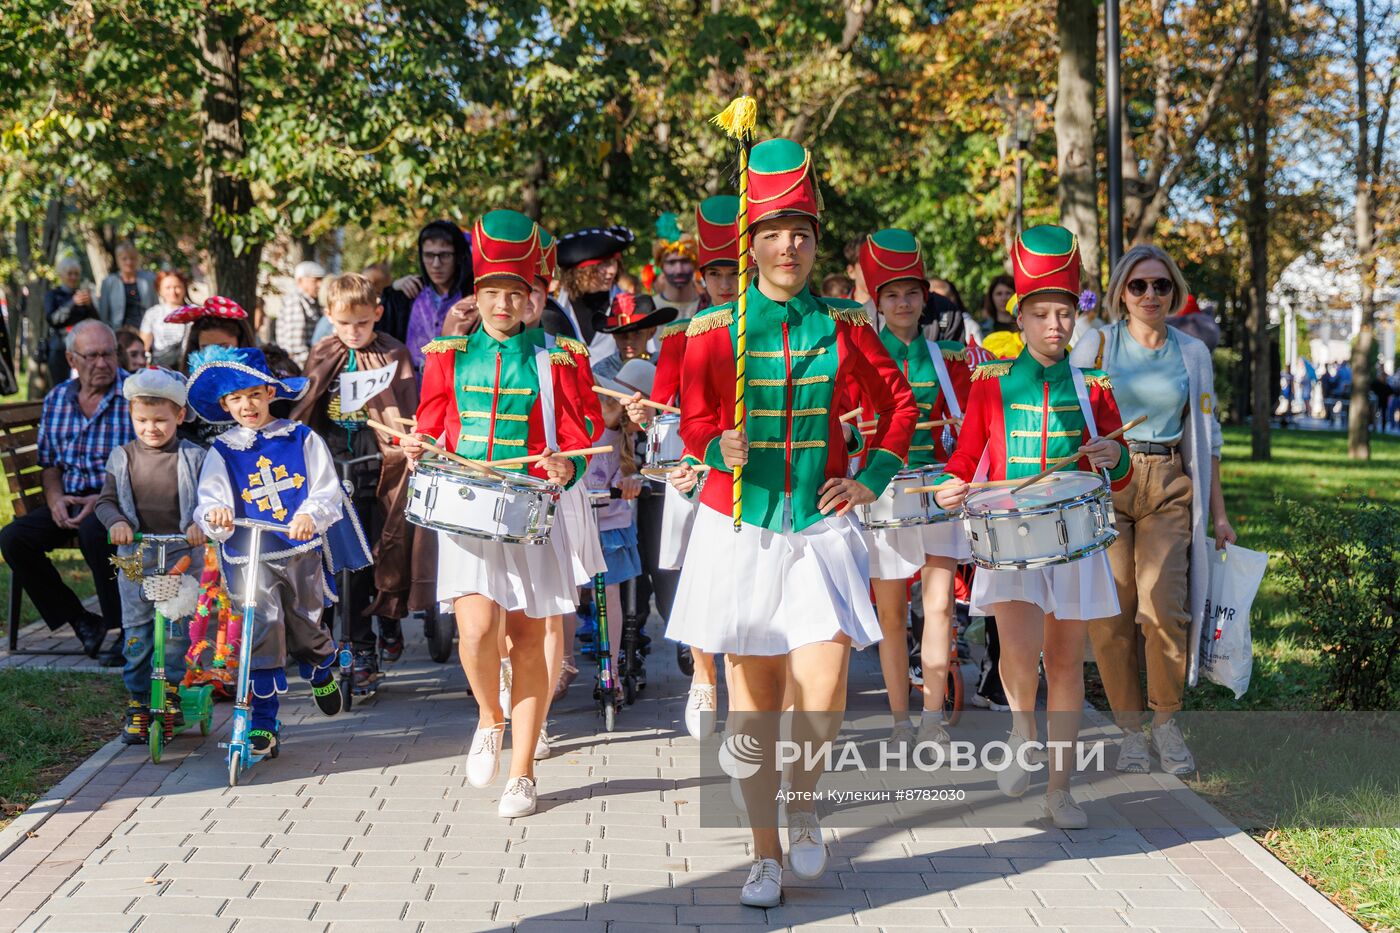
[859,465,955,529]
[406,460,559,545]
[642,412,684,480]
[963,471,1116,570]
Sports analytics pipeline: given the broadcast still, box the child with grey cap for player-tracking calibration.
[95,367,208,745]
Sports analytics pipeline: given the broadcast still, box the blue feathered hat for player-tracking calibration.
[186,346,308,424]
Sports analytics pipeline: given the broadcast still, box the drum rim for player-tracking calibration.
[861,511,961,530]
[964,478,1109,517]
[890,464,948,482]
[967,529,1117,570]
[415,457,562,495]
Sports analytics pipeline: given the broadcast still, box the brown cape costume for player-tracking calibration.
[291,332,435,618]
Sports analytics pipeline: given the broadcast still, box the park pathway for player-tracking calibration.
[0,617,1361,933]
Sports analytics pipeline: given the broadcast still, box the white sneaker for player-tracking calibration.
[685,684,717,739]
[498,660,512,720]
[466,723,505,788]
[915,716,950,748]
[1116,729,1151,773]
[889,719,917,747]
[533,724,552,761]
[996,732,1034,798]
[1043,788,1088,829]
[498,776,537,818]
[739,857,782,908]
[1150,718,1196,776]
[785,810,826,880]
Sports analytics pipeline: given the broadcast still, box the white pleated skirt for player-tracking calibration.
[865,518,971,581]
[436,521,578,620]
[555,483,607,586]
[657,483,699,570]
[970,548,1119,621]
[666,505,882,656]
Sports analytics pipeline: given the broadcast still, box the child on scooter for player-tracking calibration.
[189,346,371,757]
[95,367,207,745]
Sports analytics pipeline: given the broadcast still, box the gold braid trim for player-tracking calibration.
[423,336,471,354]
[971,360,1013,381]
[686,308,733,337]
[941,346,968,362]
[1084,372,1113,390]
[825,305,871,326]
[751,440,825,450]
[554,335,589,358]
[549,350,577,367]
[659,320,690,339]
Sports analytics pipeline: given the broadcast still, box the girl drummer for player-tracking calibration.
[402,209,593,820]
[666,137,917,908]
[855,229,973,749]
[932,225,1131,830]
[629,194,743,741]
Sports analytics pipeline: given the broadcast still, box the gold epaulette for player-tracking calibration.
[550,349,577,367]
[686,308,733,337]
[820,297,871,326]
[423,336,470,355]
[1084,371,1113,390]
[940,346,968,362]
[659,320,690,340]
[554,335,589,357]
[971,360,1013,381]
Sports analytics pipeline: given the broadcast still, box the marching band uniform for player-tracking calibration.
[856,229,974,580]
[667,138,918,657]
[651,195,740,570]
[936,226,1131,621]
[415,211,594,619]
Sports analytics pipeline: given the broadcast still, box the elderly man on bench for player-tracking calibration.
[0,319,132,663]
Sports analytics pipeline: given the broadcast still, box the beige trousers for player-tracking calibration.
[1090,451,1193,728]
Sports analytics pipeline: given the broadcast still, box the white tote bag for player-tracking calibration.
[1197,543,1270,699]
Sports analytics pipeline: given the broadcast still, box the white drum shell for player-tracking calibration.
[644,413,685,478]
[406,461,559,545]
[860,465,956,530]
[963,472,1117,570]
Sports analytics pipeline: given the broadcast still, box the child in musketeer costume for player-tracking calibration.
[666,138,918,907]
[190,347,373,757]
[402,210,593,819]
[933,225,1132,830]
[854,229,974,749]
[629,194,742,741]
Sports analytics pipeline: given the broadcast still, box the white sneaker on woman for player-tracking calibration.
[685,684,717,739]
[1150,718,1196,775]
[997,732,1034,798]
[1043,788,1088,829]
[498,776,537,818]
[498,660,513,720]
[466,723,506,788]
[785,810,827,880]
[739,857,783,907]
[1116,729,1151,773]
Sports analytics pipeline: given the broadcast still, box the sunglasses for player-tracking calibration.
[1127,277,1175,298]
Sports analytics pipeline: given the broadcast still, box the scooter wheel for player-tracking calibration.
[943,668,964,727]
[603,701,616,733]
[227,751,241,787]
[199,715,210,737]
[149,726,163,764]
[426,606,454,663]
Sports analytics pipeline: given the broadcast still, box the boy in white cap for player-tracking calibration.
[95,367,209,745]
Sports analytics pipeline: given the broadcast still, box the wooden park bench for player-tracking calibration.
[0,399,85,654]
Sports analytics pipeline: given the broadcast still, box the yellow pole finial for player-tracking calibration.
[711,96,758,141]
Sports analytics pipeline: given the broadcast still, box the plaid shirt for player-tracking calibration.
[37,373,134,495]
[276,290,322,365]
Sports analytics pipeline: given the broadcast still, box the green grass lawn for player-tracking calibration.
[1123,425,1400,931]
[0,669,127,830]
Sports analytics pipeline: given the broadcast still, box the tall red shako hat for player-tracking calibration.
[746,138,821,229]
[1008,224,1084,315]
[858,229,927,299]
[537,227,558,286]
[470,209,541,291]
[695,195,740,269]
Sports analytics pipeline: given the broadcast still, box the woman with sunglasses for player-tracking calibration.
[1070,244,1236,778]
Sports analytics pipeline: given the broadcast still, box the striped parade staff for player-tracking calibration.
[711,95,758,531]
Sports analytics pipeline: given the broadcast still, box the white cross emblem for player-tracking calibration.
[241,455,305,522]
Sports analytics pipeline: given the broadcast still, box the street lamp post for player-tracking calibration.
[1106,0,1124,271]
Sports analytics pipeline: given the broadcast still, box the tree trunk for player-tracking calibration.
[79,220,116,283]
[197,5,261,313]
[1055,0,1102,291]
[1246,0,1271,460]
[521,148,547,222]
[1348,0,1376,459]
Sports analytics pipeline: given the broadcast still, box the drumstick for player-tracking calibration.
[861,417,961,436]
[485,445,614,467]
[391,415,416,428]
[1009,414,1148,494]
[364,419,505,479]
[838,407,862,423]
[592,385,681,415]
